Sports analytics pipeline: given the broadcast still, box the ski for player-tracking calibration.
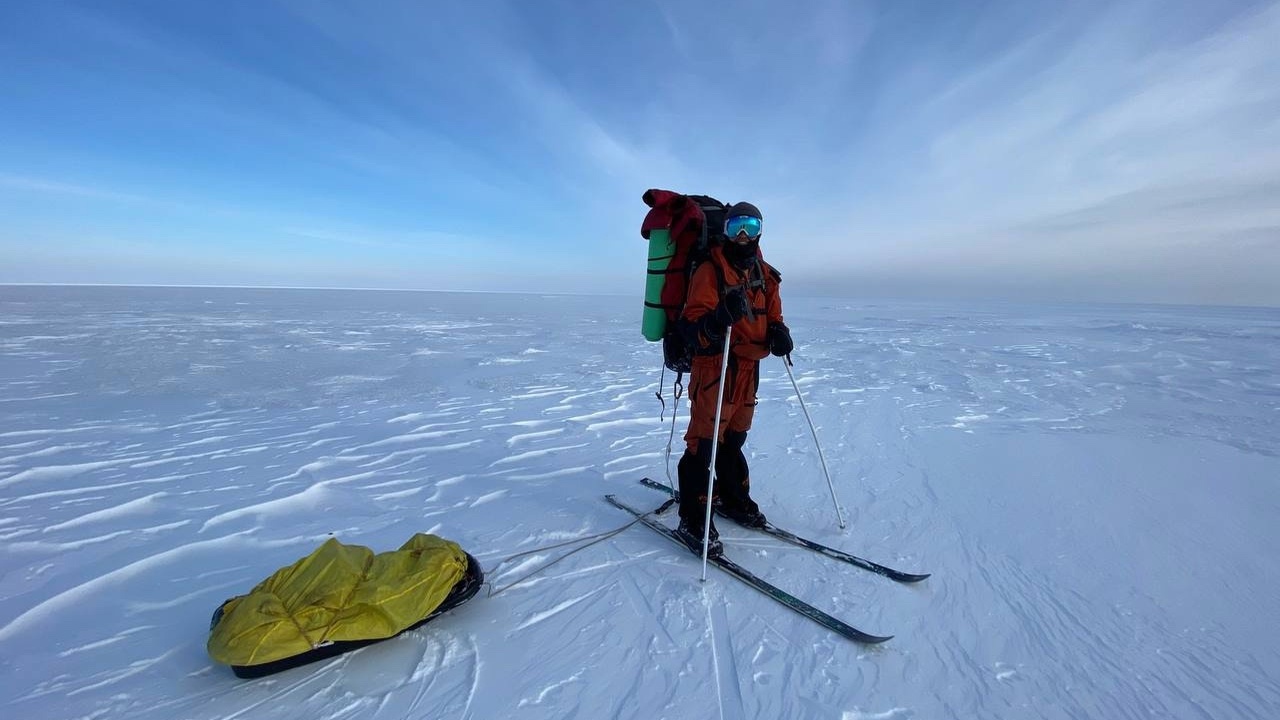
[639,477,930,584]
[605,494,892,645]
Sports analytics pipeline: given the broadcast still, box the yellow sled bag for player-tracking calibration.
[208,533,482,678]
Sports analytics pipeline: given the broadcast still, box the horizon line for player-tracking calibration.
[2,282,1277,312]
[0,282,632,298]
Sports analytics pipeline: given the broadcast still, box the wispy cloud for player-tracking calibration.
[778,1,1280,304]
[0,173,149,203]
[2,0,1277,304]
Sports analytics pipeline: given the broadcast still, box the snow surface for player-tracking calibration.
[2,285,1279,719]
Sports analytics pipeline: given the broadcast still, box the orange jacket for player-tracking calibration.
[681,247,784,362]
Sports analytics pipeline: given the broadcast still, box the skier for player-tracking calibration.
[673,201,792,557]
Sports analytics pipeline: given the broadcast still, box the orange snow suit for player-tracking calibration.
[679,246,784,451]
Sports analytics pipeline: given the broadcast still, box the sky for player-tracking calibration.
[1,0,1278,306]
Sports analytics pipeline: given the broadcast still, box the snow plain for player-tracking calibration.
[1,285,1278,719]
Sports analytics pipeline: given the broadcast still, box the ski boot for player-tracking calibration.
[715,497,767,529]
[675,518,723,559]
[714,430,768,528]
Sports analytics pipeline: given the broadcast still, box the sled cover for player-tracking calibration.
[207,534,469,667]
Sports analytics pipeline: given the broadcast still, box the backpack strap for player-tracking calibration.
[744,256,766,291]
[710,260,727,299]
[715,256,766,293]
[712,254,762,323]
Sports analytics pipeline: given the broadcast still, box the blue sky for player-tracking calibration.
[2,0,1278,305]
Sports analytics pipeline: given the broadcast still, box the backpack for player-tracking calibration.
[640,190,728,373]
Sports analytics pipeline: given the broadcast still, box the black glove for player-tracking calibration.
[768,322,793,357]
[712,288,750,330]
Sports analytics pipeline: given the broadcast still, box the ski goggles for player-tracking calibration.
[725,215,762,239]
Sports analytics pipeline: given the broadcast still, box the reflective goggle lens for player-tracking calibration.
[725,215,762,239]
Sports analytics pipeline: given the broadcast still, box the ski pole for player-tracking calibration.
[783,354,846,529]
[663,391,681,491]
[701,326,733,581]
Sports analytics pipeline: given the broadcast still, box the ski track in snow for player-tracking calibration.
[1,287,1279,719]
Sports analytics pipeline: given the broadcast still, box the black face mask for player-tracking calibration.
[723,237,759,267]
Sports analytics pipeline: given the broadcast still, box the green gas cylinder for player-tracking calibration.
[642,228,675,341]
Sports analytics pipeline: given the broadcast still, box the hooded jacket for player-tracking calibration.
[679,245,783,362]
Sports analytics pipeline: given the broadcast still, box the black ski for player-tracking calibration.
[605,494,892,645]
[640,477,930,584]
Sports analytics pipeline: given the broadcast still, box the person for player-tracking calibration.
[673,201,793,557]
